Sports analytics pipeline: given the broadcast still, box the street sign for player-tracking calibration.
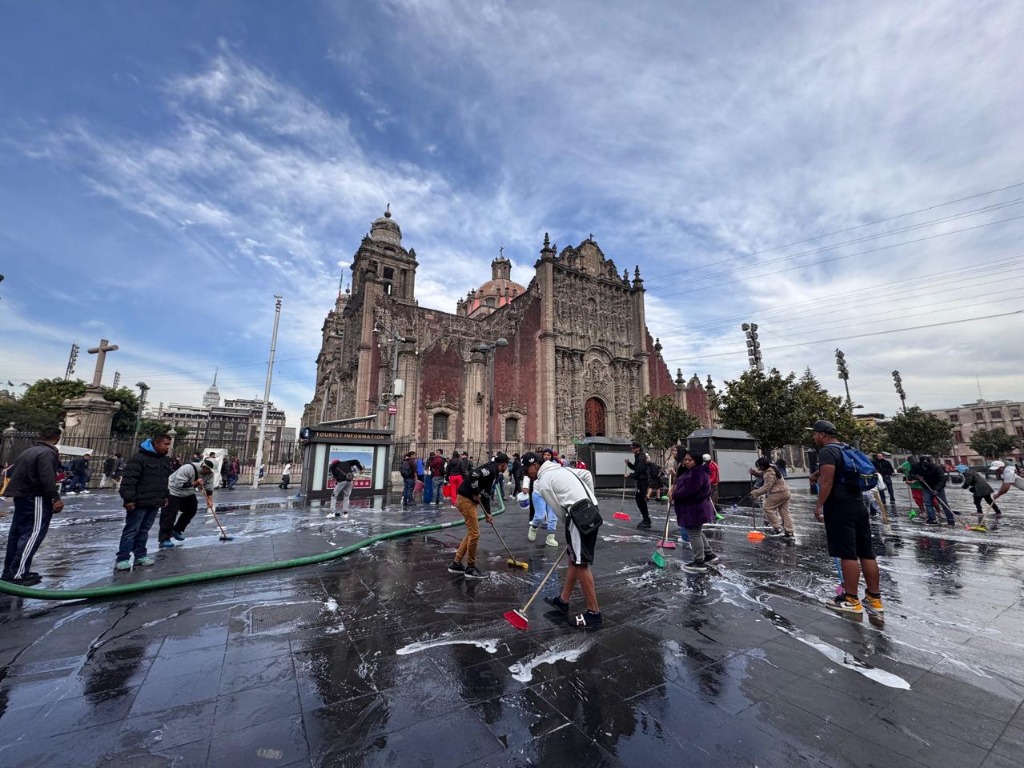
[388,405,398,414]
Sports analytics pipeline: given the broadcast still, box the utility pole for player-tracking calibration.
[835,349,852,410]
[741,323,763,372]
[892,370,907,414]
[252,296,282,490]
[474,338,509,457]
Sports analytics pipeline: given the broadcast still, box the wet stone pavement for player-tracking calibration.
[1,485,1023,767]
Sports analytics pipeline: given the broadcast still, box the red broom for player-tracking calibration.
[503,548,567,631]
[612,474,631,521]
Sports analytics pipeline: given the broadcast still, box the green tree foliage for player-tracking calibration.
[0,401,58,432]
[883,407,954,456]
[18,378,87,414]
[627,395,700,461]
[105,387,140,436]
[968,427,1020,459]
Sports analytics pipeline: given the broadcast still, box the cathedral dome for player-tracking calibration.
[370,205,402,246]
[465,255,526,318]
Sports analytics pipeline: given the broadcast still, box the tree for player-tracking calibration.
[105,387,140,436]
[19,378,87,415]
[0,401,59,432]
[715,368,806,454]
[627,395,700,462]
[884,407,954,456]
[968,427,1020,459]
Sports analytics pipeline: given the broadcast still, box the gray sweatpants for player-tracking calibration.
[684,525,712,561]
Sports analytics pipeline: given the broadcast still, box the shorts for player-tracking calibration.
[823,497,875,561]
[564,516,598,566]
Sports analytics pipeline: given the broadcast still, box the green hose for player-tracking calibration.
[0,491,508,601]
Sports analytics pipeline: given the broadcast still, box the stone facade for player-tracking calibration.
[302,209,713,453]
[927,399,1024,464]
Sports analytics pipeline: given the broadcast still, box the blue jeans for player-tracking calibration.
[432,476,445,505]
[3,496,55,580]
[922,485,954,524]
[423,476,434,504]
[117,506,159,562]
[402,477,415,505]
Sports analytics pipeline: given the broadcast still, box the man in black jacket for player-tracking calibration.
[330,458,365,517]
[2,427,64,585]
[625,442,652,528]
[872,453,897,508]
[447,452,510,579]
[116,433,172,570]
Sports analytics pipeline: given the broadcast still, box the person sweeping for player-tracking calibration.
[750,457,794,538]
[672,451,719,573]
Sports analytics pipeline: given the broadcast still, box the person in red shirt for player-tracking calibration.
[703,453,720,502]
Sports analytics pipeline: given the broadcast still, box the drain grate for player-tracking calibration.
[248,602,324,634]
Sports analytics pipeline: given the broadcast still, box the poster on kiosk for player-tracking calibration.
[325,447,374,490]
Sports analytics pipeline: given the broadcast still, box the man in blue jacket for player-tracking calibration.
[2,427,64,585]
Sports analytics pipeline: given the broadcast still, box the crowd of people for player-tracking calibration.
[3,424,1022,634]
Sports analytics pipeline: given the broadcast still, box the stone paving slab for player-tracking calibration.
[1,488,1024,766]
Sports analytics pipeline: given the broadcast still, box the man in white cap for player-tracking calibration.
[703,453,720,502]
[990,460,1023,504]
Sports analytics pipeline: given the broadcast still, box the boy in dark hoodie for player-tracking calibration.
[116,433,172,570]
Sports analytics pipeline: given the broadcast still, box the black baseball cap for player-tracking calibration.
[807,420,838,435]
[494,452,511,464]
[520,451,542,468]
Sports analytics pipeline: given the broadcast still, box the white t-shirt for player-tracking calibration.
[1000,466,1018,485]
[534,463,596,516]
[283,464,292,475]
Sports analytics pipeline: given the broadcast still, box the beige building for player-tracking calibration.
[927,399,1024,464]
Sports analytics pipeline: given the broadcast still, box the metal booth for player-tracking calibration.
[300,426,393,505]
[574,437,635,490]
[686,428,759,501]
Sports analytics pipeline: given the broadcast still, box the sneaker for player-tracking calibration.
[570,611,602,629]
[1,573,42,586]
[702,552,719,565]
[637,520,652,529]
[924,519,939,525]
[527,526,538,542]
[768,528,784,537]
[543,595,569,614]
[862,592,884,615]
[135,556,156,567]
[171,531,185,541]
[545,534,558,547]
[114,560,132,571]
[782,531,795,539]
[828,593,863,614]
[447,561,466,574]
[683,558,707,573]
[463,566,486,580]
[159,540,175,549]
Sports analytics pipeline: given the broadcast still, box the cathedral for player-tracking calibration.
[302,208,713,455]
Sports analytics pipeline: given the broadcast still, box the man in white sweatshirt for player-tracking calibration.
[522,451,602,629]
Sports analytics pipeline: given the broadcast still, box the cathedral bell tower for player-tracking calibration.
[351,205,418,305]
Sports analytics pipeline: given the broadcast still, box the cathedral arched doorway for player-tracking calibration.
[584,397,606,437]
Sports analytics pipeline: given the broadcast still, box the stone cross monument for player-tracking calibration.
[62,338,122,443]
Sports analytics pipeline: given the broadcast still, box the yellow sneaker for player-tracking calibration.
[828,593,863,614]
[863,593,884,615]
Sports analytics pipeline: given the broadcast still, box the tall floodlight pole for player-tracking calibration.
[252,296,282,490]
[132,382,150,446]
[892,370,907,414]
[835,349,852,410]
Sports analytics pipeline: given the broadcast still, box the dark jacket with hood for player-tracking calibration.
[672,464,716,528]
[6,441,61,500]
[626,452,650,488]
[119,439,172,508]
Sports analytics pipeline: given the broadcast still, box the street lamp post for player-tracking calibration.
[892,370,907,414]
[474,338,508,458]
[373,320,417,434]
[253,295,283,491]
[132,382,150,446]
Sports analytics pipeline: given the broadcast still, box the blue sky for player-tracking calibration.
[2,0,1023,427]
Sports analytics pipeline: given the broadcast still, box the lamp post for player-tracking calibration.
[252,295,283,490]
[835,348,852,411]
[892,370,907,414]
[132,382,150,446]
[373,320,417,434]
[474,338,508,458]
[741,323,763,371]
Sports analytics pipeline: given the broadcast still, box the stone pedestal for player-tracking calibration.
[62,387,120,441]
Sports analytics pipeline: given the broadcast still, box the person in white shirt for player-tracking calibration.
[522,451,602,629]
[279,463,293,490]
[990,460,1022,503]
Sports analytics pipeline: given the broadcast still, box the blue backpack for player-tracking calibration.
[834,443,879,492]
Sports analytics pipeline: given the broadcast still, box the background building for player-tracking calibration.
[303,208,713,459]
[928,399,1024,464]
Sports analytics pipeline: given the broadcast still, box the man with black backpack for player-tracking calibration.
[808,420,883,617]
[330,458,365,517]
[399,451,418,506]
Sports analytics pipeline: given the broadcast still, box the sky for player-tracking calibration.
[2,0,1023,428]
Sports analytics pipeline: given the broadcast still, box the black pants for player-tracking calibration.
[279,475,290,489]
[635,481,650,521]
[3,497,54,580]
[159,495,199,542]
[972,494,1000,515]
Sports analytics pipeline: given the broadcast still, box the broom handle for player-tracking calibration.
[661,497,673,541]
[489,519,517,562]
[520,548,567,613]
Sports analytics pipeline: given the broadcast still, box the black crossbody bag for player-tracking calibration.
[567,472,603,535]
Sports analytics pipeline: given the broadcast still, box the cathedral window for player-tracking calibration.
[504,417,519,442]
[383,267,395,280]
[432,413,449,440]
